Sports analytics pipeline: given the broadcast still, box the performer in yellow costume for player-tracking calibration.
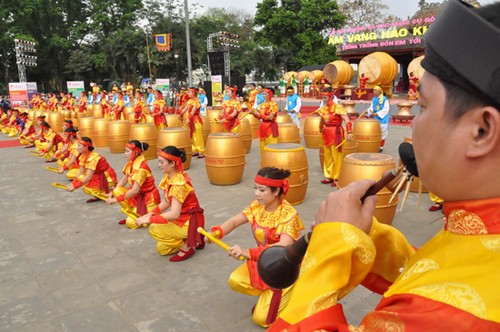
[35,121,64,159]
[250,89,279,154]
[207,167,303,328]
[318,90,352,187]
[218,85,241,133]
[56,127,80,180]
[18,112,36,145]
[180,87,205,158]
[106,140,161,229]
[66,137,117,203]
[132,90,147,123]
[136,145,205,262]
[268,2,500,331]
[151,90,167,131]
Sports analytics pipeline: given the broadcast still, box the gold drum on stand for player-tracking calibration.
[91,118,112,147]
[261,143,308,205]
[338,153,398,224]
[129,123,158,160]
[353,119,382,153]
[78,117,94,140]
[157,127,192,169]
[205,133,246,185]
[165,114,182,128]
[303,115,322,149]
[239,118,252,154]
[208,109,224,134]
[107,120,131,153]
[277,123,300,144]
[276,112,292,124]
[47,112,64,133]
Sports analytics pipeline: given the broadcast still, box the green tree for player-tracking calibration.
[254,0,346,70]
[338,0,390,27]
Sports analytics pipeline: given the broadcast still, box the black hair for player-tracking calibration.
[64,119,73,125]
[161,145,187,163]
[40,121,51,128]
[257,167,291,196]
[64,127,78,134]
[128,140,149,152]
[80,136,95,151]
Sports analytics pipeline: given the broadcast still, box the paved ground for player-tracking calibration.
[0,101,444,331]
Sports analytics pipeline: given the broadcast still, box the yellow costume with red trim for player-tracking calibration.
[78,95,88,113]
[254,100,279,154]
[133,99,147,123]
[72,151,117,198]
[219,99,242,133]
[318,103,352,181]
[248,89,258,107]
[270,198,500,331]
[113,154,161,229]
[183,98,205,154]
[57,141,80,179]
[149,172,205,255]
[229,199,303,327]
[19,119,36,145]
[152,99,167,130]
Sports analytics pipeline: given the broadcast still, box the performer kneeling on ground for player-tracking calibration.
[206,167,303,328]
[136,145,205,262]
[106,140,161,228]
[66,137,117,203]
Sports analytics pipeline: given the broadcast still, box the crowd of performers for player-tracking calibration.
[1,71,453,328]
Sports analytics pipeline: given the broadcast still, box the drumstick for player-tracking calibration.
[398,178,413,213]
[356,109,368,120]
[51,182,68,190]
[334,139,347,149]
[119,208,147,227]
[389,172,409,204]
[45,166,59,172]
[29,151,40,156]
[197,227,246,261]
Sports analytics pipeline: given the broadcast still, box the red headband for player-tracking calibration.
[158,150,184,173]
[255,175,289,200]
[126,142,143,155]
[78,139,93,148]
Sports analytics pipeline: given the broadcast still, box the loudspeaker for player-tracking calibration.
[208,51,225,75]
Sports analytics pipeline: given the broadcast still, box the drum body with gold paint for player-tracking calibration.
[165,114,182,128]
[92,118,112,147]
[107,120,131,153]
[201,115,211,144]
[240,118,253,154]
[157,127,192,169]
[92,104,103,118]
[208,109,224,134]
[205,133,246,185]
[246,113,260,139]
[303,115,322,149]
[353,119,382,153]
[276,112,292,124]
[77,117,94,140]
[277,122,300,144]
[338,153,398,224]
[261,143,308,205]
[47,112,64,133]
[129,123,158,160]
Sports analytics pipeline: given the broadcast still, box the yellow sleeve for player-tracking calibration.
[168,183,192,203]
[130,168,150,187]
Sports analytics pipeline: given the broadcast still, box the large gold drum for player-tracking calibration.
[277,123,300,144]
[309,70,324,83]
[240,118,253,154]
[261,143,308,205]
[157,127,192,169]
[323,60,355,85]
[129,123,158,160]
[303,115,322,149]
[205,133,246,185]
[408,55,425,79]
[276,112,292,124]
[107,120,131,153]
[297,71,310,83]
[28,110,36,124]
[78,117,94,140]
[165,114,182,128]
[246,113,260,139]
[338,153,398,224]
[92,104,103,118]
[359,52,398,87]
[353,119,382,153]
[208,109,224,134]
[92,118,112,147]
[47,112,64,133]
[283,71,298,83]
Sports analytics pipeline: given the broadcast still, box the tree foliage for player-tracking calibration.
[254,0,346,71]
[338,0,391,27]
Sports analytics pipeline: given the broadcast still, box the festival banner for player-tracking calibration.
[67,81,85,98]
[8,82,28,108]
[155,78,170,101]
[154,34,172,51]
[26,82,38,103]
[211,75,223,106]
